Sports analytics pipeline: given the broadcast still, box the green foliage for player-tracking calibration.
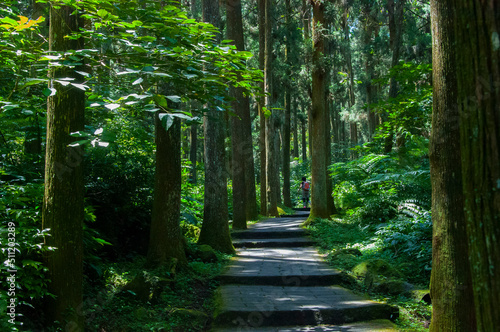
[85,253,231,331]
[328,150,432,283]
[307,217,431,331]
[0,182,51,331]
[372,62,432,145]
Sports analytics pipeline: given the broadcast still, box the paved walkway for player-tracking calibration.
[212,211,398,331]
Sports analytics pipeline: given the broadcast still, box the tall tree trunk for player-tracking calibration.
[309,0,329,219]
[302,0,311,41]
[429,1,476,330]
[293,98,299,159]
[258,0,267,216]
[189,123,197,184]
[384,0,405,153]
[198,0,234,253]
[43,5,85,330]
[146,1,188,269]
[454,1,500,330]
[146,116,187,267]
[282,0,292,208]
[227,0,258,221]
[350,122,358,160]
[227,0,252,228]
[265,0,279,216]
[324,29,336,215]
[361,2,378,140]
[301,116,307,161]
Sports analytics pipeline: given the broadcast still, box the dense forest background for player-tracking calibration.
[1,0,498,331]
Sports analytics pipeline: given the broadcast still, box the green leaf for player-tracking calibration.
[132,77,143,85]
[42,88,56,97]
[68,139,91,147]
[166,95,181,103]
[159,113,174,131]
[153,95,169,108]
[70,131,90,138]
[21,79,48,89]
[104,104,120,110]
[97,9,108,18]
[71,83,89,91]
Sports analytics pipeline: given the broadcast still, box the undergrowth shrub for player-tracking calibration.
[328,150,432,284]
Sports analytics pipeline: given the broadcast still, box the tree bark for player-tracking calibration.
[258,0,267,216]
[43,5,85,330]
[147,117,187,267]
[265,0,279,216]
[384,0,405,153]
[429,1,476,330]
[302,0,311,41]
[198,0,234,253]
[309,0,329,219]
[350,122,358,160]
[227,0,250,228]
[454,1,500,330]
[146,1,188,269]
[189,123,198,184]
[282,0,292,208]
[361,2,378,140]
[293,98,299,159]
[301,115,307,161]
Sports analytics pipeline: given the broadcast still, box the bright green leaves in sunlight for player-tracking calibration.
[0,15,45,31]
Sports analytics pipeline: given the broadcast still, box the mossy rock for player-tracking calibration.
[408,289,431,304]
[120,270,173,303]
[333,248,363,257]
[338,271,357,286]
[186,244,218,263]
[353,259,405,292]
[373,279,414,296]
[332,253,357,262]
[352,259,402,280]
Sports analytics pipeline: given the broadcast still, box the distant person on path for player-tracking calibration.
[299,177,310,208]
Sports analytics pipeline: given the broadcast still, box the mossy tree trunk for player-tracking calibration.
[258,0,267,216]
[282,0,292,208]
[301,115,307,161]
[198,0,234,253]
[189,123,197,184]
[42,4,85,330]
[146,0,188,269]
[429,0,476,329]
[384,0,405,154]
[454,1,500,329]
[265,0,279,217]
[293,99,299,159]
[146,116,187,267]
[309,0,329,219]
[227,0,249,228]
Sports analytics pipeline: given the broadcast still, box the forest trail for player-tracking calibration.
[212,210,399,331]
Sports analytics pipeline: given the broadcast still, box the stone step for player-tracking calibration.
[214,285,399,328]
[213,319,398,331]
[232,237,316,248]
[232,218,308,239]
[292,208,311,212]
[218,273,350,287]
[218,247,352,287]
[232,230,308,239]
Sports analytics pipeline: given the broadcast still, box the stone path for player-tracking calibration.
[212,211,399,331]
